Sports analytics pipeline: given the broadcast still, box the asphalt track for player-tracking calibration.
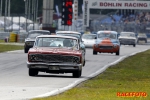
[0,44,150,100]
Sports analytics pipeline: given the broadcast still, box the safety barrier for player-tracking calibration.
[0,31,27,42]
[9,32,17,42]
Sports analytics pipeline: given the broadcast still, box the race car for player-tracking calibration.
[118,32,137,47]
[27,35,85,78]
[93,31,120,55]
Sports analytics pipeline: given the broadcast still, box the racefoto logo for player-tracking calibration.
[117,92,147,97]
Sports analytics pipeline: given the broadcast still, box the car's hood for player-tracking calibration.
[137,36,147,38]
[29,47,82,55]
[119,36,136,39]
[96,38,118,44]
[82,39,96,43]
[25,38,35,42]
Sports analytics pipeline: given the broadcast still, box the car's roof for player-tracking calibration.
[56,31,81,35]
[29,30,50,33]
[36,35,78,39]
[97,31,118,34]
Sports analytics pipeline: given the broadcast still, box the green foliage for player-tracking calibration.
[0,44,23,52]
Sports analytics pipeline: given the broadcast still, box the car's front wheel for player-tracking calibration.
[24,47,29,53]
[29,68,38,76]
[145,40,147,43]
[133,44,136,47]
[93,50,97,55]
[72,69,82,78]
[116,50,120,56]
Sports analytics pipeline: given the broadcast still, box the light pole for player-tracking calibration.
[42,0,55,32]
[4,0,8,31]
[0,0,2,16]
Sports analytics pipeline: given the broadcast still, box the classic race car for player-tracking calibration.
[93,31,120,55]
[137,33,147,43]
[24,30,50,53]
[82,34,97,48]
[118,32,137,47]
[56,31,86,55]
[27,35,85,78]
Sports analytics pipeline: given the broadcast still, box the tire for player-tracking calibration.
[83,59,85,66]
[24,47,29,53]
[73,69,82,78]
[116,50,120,56]
[145,40,147,43]
[29,68,38,76]
[93,50,97,55]
[133,44,136,47]
[84,49,86,55]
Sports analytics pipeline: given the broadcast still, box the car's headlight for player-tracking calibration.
[95,44,99,48]
[72,56,80,64]
[26,41,32,45]
[29,54,40,61]
[113,44,118,48]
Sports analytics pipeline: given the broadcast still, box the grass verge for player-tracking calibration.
[32,50,150,100]
[0,39,4,43]
[0,44,23,52]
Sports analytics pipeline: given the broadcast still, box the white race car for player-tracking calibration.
[118,32,137,47]
[82,34,96,48]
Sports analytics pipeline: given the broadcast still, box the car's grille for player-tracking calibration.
[120,39,134,41]
[29,54,80,63]
[99,46,113,49]
[26,41,34,45]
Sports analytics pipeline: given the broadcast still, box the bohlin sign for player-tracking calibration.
[83,0,150,27]
[89,1,150,9]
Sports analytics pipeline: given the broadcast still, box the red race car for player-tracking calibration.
[27,35,85,78]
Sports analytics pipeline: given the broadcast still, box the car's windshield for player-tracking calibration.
[82,34,96,39]
[57,33,81,39]
[27,31,50,39]
[138,34,147,37]
[97,33,116,39]
[120,33,135,37]
[35,37,78,49]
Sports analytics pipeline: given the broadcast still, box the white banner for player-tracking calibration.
[88,0,150,9]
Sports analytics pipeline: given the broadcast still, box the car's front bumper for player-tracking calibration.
[137,38,147,41]
[27,61,82,71]
[93,45,119,53]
